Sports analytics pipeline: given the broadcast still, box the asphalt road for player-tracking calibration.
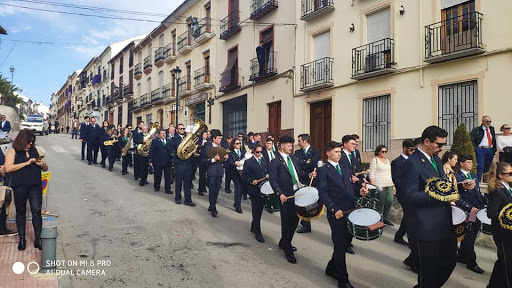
[37,133,496,288]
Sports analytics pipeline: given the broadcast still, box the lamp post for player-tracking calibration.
[172,66,181,125]
[9,65,14,86]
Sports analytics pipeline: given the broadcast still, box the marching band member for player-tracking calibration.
[227,138,246,213]
[401,126,457,288]
[262,138,276,163]
[102,124,117,172]
[486,162,512,288]
[138,125,150,187]
[86,117,101,165]
[118,128,131,175]
[148,129,173,194]
[243,144,268,243]
[132,121,144,181]
[269,135,312,264]
[79,116,90,160]
[99,120,109,169]
[318,141,365,288]
[197,131,209,196]
[169,123,196,206]
[203,129,228,216]
[295,133,319,234]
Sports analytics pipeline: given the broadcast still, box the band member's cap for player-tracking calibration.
[211,129,222,138]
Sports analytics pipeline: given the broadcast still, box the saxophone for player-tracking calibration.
[177,119,208,160]
[137,123,159,157]
[121,132,133,157]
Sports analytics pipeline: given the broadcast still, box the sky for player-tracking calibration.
[0,0,185,105]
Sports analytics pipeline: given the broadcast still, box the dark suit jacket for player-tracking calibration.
[79,123,90,141]
[169,134,193,165]
[262,149,277,164]
[256,46,265,62]
[202,143,224,177]
[148,138,172,167]
[470,125,497,152]
[132,129,143,145]
[227,149,245,179]
[401,149,455,241]
[1,120,11,133]
[455,171,486,212]
[487,185,512,241]
[294,146,320,185]
[87,124,101,144]
[317,162,355,217]
[391,155,407,203]
[243,156,269,197]
[269,153,307,197]
[340,150,363,196]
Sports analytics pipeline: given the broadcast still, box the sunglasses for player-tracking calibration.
[501,172,512,176]
[433,142,447,147]
[485,121,492,123]
[504,127,511,130]
[234,142,241,145]
[178,128,185,130]
[254,151,262,154]
[380,151,387,153]
[407,148,416,151]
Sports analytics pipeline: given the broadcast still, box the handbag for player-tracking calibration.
[503,146,512,154]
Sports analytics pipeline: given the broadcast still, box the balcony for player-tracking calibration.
[192,17,215,44]
[143,56,152,74]
[134,64,142,80]
[177,31,193,55]
[139,94,149,108]
[123,84,134,99]
[161,84,171,100]
[163,42,178,64]
[128,99,135,112]
[250,51,278,82]
[251,0,278,21]
[130,98,141,111]
[154,47,165,68]
[425,12,484,64]
[300,57,334,92]
[102,70,108,82]
[178,75,192,96]
[220,11,241,40]
[352,38,396,80]
[93,99,100,111]
[219,68,240,93]
[150,88,163,104]
[113,88,123,104]
[106,96,114,108]
[194,67,214,91]
[301,0,334,21]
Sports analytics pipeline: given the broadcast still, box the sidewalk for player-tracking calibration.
[0,221,58,288]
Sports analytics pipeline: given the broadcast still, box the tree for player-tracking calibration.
[0,73,23,111]
[450,123,477,173]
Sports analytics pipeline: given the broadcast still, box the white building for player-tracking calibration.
[32,102,50,119]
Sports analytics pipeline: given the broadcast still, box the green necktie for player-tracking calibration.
[237,150,240,158]
[303,148,306,155]
[162,139,166,145]
[430,157,440,175]
[258,158,262,165]
[349,153,353,164]
[336,164,342,176]
[351,151,356,161]
[467,173,472,180]
[286,156,298,185]
[270,151,274,160]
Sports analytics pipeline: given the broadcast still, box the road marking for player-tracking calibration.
[38,146,46,153]
[71,147,81,153]
[52,146,68,153]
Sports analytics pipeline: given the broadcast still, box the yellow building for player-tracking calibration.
[293,0,512,160]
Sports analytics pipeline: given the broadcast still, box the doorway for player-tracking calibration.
[310,100,332,161]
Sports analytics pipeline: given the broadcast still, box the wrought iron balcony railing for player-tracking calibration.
[250,0,278,21]
[250,51,277,81]
[219,68,240,93]
[194,66,210,87]
[352,38,395,80]
[300,57,334,91]
[301,0,334,21]
[177,31,191,50]
[220,11,241,40]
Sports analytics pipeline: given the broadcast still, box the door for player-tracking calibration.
[229,0,239,28]
[223,95,247,139]
[313,31,330,85]
[158,109,164,126]
[268,101,281,138]
[310,100,332,161]
[441,0,476,54]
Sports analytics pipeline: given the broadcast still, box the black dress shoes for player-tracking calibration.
[165,191,173,194]
[108,168,113,172]
[211,210,218,217]
[346,247,355,254]
[255,234,265,243]
[175,199,182,204]
[139,181,145,186]
[198,192,205,196]
[154,188,160,192]
[467,264,484,274]
[122,172,127,175]
[225,190,232,194]
[394,237,409,246]
[18,237,26,251]
[184,201,196,207]
[88,162,92,165]
[341,282,354,288]
[235,208,243,214]
[403,257,418,273]
[384,220,394,226]
[34,237,42,250]
[278,242,297,252]
[297,226,311,233]
[285,252,297,264]
[325,267,338,280]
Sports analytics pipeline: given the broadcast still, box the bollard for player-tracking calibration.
[39,219,59,273]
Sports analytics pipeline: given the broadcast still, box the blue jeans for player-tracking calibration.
[72,129,78,138]
[476,148,495,181]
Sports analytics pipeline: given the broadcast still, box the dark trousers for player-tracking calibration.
[300,219,311,230]
[81,141,87,159]
[106,146,114,169]
[175,163,193,202]
[13,185,42,238]
[279,200,299,254]
[258,59,264,76]
[488,236,512,288]
[133,154,141,179]
[100,144,107,165]
[224,170,232,192]
[458,222,479,267]
[327,216,350,285]
[154,165,171,192]
[208,176,222,212]
[114,145,121,160]
[139,157,149,184]
[232,173,243,209]
[395,205,408,240]
[121,155,130,173]
[476,147,495,181]
[87,142,99,163]
[198,164,207,193]
[250,192,264,235]
[0,201,7,230]
[415,237,457,288]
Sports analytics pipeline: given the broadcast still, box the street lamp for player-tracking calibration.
[9,66,14,86]
[172,66,181,125]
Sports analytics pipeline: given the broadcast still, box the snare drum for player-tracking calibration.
[452,206,468,241]
[347,208,384,241]
[259,181,280,213]
[476,208,492,235]
[294,187,324,221]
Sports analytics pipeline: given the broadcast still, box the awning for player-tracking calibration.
[222,51,238,74]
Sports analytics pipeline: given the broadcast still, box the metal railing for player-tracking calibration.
[251,0,278,19]
[150,88,161,103]
[250,50,277,80]
[178,75,188,92]
[194,66,210,87]
[134,63,141,76]
[219,68,240,92]
[154,47,164,63]
[140,94,149,107]
[177,31,190,50]
[301,0,334,18]
[192,17,211,38]
[220,11,240,39]
[425,11,483,60]
[352,38,395,77]
[123,84,133,96]
[163,42,176,58]
[143,56,152,70]
[300,57,334,90]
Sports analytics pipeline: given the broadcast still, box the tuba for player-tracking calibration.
[137,123,159,157]
[177,119,208,160]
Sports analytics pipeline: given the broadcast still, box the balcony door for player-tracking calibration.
[365,8,391,71]
[268,101,281,138]
[229,0,239,28]
[310,100,332,161]
[260,27,274,72]
[441,0,476,54]
[313,31,330,85]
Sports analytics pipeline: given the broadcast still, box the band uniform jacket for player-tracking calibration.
[391,155,407,203]
[400,150,455,242]
[269,153,307,197]
[227,149,245,180]
[455,171,486,212]
[487,185,512,241]
[169,134,193,165]
[148,138,172,167]
[317,162,355,217]
[294,147,319,185]
[79,123,90,142]
[262,149,276,164]
[340,151,363,197]
[1,120,11,133]
[202,142,224,178]
[243,156,269,197]
[118,135,130,152]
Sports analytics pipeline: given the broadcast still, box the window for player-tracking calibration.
[438,80,478,146]
[118,106,123,126]
[146,113,152,124]
[204,51,210,82]
[442,0,475,36]
[196,103,205,122]
[147,77,152,94]
[223,95,247,138]
[120,56,124,74]
[186,62,191,90]
[362,95,391,151]
[367,7,390,43]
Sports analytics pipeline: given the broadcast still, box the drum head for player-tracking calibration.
[260,181,274,195]
[477,208,491,225]
[348,208,381,226]
[294,187,319,207]
[452,206,466,225]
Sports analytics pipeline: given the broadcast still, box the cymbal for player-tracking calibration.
[207,146,228,161]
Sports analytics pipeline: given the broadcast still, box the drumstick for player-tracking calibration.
[309,168,317,187]
[286,193,306,199]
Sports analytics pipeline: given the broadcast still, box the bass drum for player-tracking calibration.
[259,181,280,213]
[294,187,324,222]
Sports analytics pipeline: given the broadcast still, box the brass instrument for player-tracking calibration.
[207,146,229,162]
[177,119,208,160]
[137,123,160,157]
[121,132,133,157]
[104,139,118,146]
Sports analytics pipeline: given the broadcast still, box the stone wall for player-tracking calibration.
[0,105,20,131]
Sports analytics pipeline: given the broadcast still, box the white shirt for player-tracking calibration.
[401,153,409,160]
[478,125,493,147]
[343,149,353,164]
[328,160,340,169]
[280,152,301,190]
[266,149,275,160]
[500,181,510,191]
[417,147,432,161]
[210,143,219,162]
[303,145,310,154]
[497,135,512,152]
[1,120,6,128]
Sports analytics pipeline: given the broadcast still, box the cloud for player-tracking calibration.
[69,45,105,58]
[8,24,32,34]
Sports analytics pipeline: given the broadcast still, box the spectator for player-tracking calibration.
[0,149,17,237]
[497,124,512,163]
[0,115,11,133]
[369,145,394,226]
[66,125,70,134]
[470,115,496,181]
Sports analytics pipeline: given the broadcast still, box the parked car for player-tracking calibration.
[20,115,49,136]
[0,131,12,155]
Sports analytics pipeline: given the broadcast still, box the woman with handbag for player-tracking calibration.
[497,124,512,163]
[5,129,48,250]
[369,145,395,226]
